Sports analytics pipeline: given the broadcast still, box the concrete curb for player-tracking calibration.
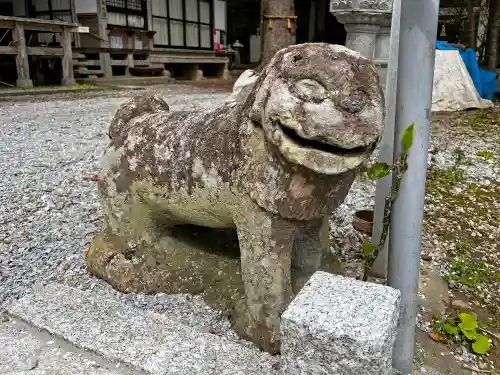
[7,283,279,375]
[0,86,121,98]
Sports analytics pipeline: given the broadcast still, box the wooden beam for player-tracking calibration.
[0,46,17,55]
[61,28,75,85]
[28,47,64,56]
[0,46,75,57]
[12,22,33,88]
[149,55,228,64]
[0,15,85,33]
[110,60,129,66]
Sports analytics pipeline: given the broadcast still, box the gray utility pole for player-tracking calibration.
[371,0,401,279]
[388,0,440,374]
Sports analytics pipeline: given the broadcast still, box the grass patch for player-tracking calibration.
[56,83,99,90]
[424,169,500,323]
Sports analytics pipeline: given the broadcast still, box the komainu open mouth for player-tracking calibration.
[277,121,375,157]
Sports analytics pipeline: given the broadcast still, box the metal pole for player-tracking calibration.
[371,0,401,278]
[387,0,440,374]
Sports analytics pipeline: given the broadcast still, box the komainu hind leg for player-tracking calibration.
[85,191,175,293]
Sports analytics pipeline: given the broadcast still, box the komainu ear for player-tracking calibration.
[250,74,272,124]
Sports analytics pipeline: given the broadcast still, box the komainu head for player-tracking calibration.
[248,43,384,175]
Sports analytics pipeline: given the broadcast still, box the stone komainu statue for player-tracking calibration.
[86,43,384,353]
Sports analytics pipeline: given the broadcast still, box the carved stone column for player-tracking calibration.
[343,21,380,59]
[373,16,392,85]
[330,0,394,84]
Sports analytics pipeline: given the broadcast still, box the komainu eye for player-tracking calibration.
[340,92,365,114]
[292,79,329,102]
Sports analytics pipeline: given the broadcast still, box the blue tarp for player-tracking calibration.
[435,40,498,100]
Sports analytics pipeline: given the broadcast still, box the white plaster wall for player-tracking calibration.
[75,0,97,14]
[250,35,261,63]
[214,0,226,31]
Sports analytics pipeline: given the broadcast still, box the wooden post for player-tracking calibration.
[125,32,135,76]
[13,22,33,88]
[97,0,112,78]
[61,27,75,85]
[126,53,134,75]
[70,0,80,48]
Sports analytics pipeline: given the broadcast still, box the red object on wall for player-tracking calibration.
[213,28,221,51]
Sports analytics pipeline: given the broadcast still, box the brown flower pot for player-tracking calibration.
[352,210,374,235]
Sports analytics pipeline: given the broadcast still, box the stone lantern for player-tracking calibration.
[330,0,394,85]
[232,40,244,65]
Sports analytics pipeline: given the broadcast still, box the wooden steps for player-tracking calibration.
[72,60,100,66]
[76,68,104,76]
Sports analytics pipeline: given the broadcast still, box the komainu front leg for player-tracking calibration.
[234,211,296,354]
[291,216,329,293]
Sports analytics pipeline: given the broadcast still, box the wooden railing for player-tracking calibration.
[0,15,88,88]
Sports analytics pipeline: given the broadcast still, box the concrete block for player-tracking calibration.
[281,271,401,375]
[195,69,204,81]
[61,77,76,86]
[16,78,33,88]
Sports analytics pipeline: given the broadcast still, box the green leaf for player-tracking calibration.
[401,123,415,154]
[460,327,477,340]
[362,241,377,258]
[444,323,459,336]
[472,334,491,355]
[458,312,478,331]
[367,163,391,180]
[476,151,493,159]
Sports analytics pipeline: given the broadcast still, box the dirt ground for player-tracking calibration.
[386,108,498,374]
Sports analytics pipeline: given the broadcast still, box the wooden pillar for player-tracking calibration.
[61,28,76,85]
[70,0,80,47]
[126,53,134,75]
[100,52,113,77]
[13,22,33,88]
[125,32,135,76]
[146,0,153,32]
[97,0,112,77]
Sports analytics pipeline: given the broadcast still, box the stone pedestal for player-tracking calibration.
[16,79,33,89]
[330,0,394,86]
[344,23,380,59]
